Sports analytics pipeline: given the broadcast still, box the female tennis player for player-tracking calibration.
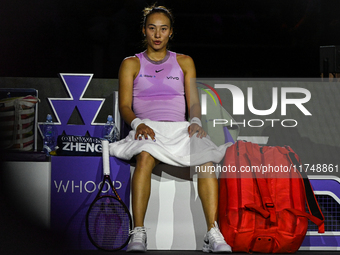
[109,4,232,253]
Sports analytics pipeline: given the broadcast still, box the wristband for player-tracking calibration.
[190,117,202,127]
[131,118,143,130]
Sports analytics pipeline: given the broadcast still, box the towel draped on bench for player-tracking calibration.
[109,119,232,167]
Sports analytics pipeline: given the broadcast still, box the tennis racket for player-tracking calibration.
[86,139,132,251]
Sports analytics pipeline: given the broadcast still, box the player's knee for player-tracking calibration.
[135,151,159,170]
[137,151,153,161]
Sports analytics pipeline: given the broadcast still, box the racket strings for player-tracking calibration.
[87,196,130,250]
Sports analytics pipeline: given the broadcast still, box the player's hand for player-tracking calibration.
[188,123,207,138]
[135,123,156,141]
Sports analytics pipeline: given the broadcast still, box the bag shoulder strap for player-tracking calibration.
[243,141,277,223]
[286,148,325,233]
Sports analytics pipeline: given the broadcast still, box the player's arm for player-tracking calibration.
[118,56,156,140]
[118,56,139,126]
[178,54,206,138]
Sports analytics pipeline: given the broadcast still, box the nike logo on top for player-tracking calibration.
[155,69,164,73]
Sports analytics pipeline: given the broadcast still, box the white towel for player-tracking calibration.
[109,119,232,167]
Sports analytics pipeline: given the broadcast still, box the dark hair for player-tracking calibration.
[141,4,174,48]
[142,5,174,29]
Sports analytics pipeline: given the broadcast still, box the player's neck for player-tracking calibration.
[145,48,168,62]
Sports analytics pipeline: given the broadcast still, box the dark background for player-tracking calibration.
[1,1,340,253]
[1,0,340,79]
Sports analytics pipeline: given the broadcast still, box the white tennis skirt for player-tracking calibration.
[109,119,232,167]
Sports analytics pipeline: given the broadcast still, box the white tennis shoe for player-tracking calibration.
[203,221,232,253]
[126,226,147,253]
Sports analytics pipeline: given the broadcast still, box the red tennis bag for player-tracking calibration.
[218,141,324,253]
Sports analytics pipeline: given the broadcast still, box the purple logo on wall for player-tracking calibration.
[40,73,105,137]
[46,74,131,250]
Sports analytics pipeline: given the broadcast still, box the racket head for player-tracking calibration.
[86,193,132,251]
[86,141,132,251]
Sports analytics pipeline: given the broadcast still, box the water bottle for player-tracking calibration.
[102,115,119,143]
[43,114,58,156]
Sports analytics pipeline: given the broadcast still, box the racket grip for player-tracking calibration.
[102,139,110,175]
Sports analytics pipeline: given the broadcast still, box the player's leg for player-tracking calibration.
[198,162,232,253]
[127,151,159,253]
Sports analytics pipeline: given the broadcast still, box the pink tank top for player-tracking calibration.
[133,51,186,122]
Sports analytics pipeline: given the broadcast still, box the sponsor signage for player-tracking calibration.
[50,156,130,250]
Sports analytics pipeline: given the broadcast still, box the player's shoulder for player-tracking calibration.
[176,53,195,72]
[176,53,194,63]
[122,55,140,67]
[120,55,140,74]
